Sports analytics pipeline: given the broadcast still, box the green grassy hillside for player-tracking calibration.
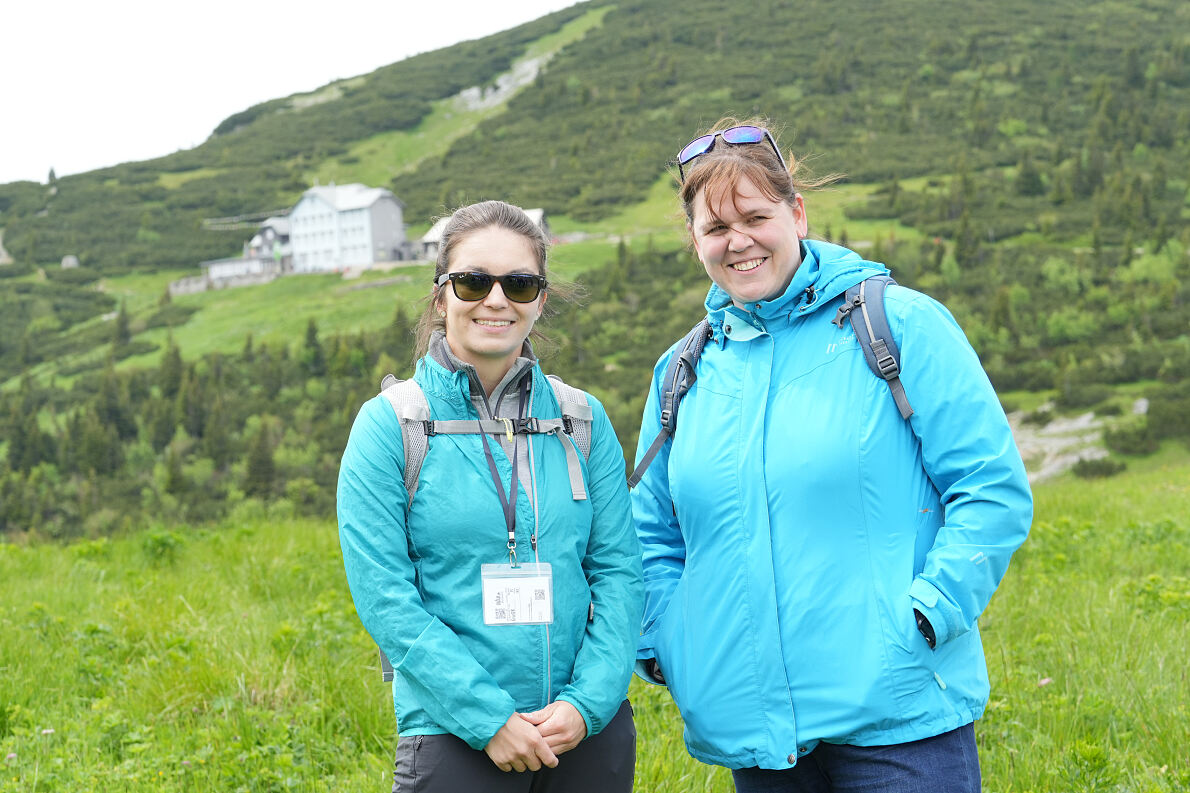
[1,455,1186,791]
[1,0,1189,542]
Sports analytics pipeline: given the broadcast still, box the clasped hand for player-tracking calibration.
[483,701,588,772]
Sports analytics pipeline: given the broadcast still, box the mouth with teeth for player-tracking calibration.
[729,257,766,272]
[475,319,513,328]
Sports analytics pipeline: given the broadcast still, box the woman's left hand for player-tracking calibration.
[519,701,588,755]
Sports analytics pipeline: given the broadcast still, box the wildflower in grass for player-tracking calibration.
[40,728,54,735]
[1038,677,1053,687]
[4,753,14,762]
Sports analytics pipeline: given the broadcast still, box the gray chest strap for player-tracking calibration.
[378,374,593,504]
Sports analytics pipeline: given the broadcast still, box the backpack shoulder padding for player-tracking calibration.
[378,377,431,503]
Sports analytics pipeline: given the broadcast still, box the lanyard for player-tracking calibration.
[478,376,530,565]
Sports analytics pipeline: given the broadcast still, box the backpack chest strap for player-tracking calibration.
[424,418,588,501]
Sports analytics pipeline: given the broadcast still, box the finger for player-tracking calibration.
[543,735,575,754]
[520,709,548,725]
[538,742,559,769]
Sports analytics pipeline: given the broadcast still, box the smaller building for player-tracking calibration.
[61,254,81,269]
[419,208,549,261]
[172,216,293,295]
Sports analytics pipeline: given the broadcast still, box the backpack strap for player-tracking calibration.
[546,375,594,501]
[376,373,427,684]
[627,319,712,489]
[832,275,914,419]
[379,374,432,503]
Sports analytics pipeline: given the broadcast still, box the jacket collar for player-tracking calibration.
[704,239,889,337]
[420,331,537,408]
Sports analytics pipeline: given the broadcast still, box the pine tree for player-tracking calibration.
[176,369,206,439]
[159,337,184,399]
[112,300,131,348]
[97,358,137,440]
[147,397,178,453]
[244,425,275,498]
[1016,151,1044,196]
[301,319,326,376]
[164,447,189,495]
[203,397,233,469]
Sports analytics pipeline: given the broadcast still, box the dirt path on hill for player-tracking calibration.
[0,229,13,264]
[1008,399,1147,483]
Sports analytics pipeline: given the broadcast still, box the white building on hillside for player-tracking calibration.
[289,183,408,272]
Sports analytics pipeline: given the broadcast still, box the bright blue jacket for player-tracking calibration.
[633,240,1032,769]
[338,349,643,749]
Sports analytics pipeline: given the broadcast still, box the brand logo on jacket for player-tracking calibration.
[825,332,857,356]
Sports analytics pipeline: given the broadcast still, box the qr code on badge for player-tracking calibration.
[534,589,546,600]
[494,608,508,620]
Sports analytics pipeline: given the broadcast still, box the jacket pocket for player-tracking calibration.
[652,576,686,691]
[883,592,935,705]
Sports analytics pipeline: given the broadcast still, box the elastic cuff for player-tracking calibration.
[908,577,964,647]
[555,694,597,737]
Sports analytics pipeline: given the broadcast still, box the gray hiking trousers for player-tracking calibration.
[392,700,635,792]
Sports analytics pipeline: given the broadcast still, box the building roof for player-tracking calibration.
[299,183,402,212]
[261,216,290,235]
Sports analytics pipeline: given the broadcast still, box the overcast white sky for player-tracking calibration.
[0,0,580,185]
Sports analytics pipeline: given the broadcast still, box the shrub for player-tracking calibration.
[1056,382,1113,409]
[1104,421,1159,455]
[1023,406,1054,426]
[1072,458,1126,478]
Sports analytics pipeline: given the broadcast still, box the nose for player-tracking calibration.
[481,280,510,307]
[726,225,753,252]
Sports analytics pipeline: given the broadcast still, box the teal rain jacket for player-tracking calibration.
[338,348,643,750]
[633,240,1032,769]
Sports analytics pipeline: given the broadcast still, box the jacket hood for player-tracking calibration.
[703,239,888,333]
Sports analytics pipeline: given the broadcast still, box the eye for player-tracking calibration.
[747,215,768,224]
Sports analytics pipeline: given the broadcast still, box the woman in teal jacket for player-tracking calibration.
[633,120,1033,792]
[339,201,642,792]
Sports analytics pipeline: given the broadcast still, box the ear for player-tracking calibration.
[538,290,548,317]
[792,194,809,239]
[687,220,704,260]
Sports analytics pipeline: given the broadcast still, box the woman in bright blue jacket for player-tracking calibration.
[632,119,1033,792]
[339,201,642,792]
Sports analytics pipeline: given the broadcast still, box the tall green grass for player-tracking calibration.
[1,453,1186,791]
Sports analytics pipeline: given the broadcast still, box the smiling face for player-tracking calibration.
[437,225,546,379]
[689,174,808,307]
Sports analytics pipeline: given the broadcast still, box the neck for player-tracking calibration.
[473,356,517,398]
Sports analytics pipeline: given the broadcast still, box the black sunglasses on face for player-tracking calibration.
[436,271,547,303]
[676,125,789,181]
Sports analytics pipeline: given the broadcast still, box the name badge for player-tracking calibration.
[481,563,553,625]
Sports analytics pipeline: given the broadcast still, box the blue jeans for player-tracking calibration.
[731,723,981,793]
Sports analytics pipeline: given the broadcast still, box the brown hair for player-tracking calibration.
[677,116,840,225]
[412,200,578,359]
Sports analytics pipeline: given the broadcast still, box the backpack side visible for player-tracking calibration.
[627,320,712,489]
[628,274,914,490]
[832,274,914,420]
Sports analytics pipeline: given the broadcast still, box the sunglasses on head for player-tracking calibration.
[436,271,547,303]
[676,125,789,181]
